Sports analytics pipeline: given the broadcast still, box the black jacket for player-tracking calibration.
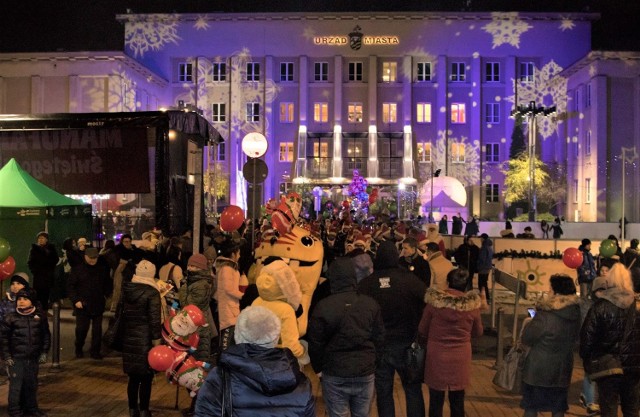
[121,280,162,375]
[194,343,315,417]
[307,257,385,378]
[27,243,59,290]
[0,307,50,360]
[358,241,426,347]
[67,259,113,315]
[580,287,640,375]
[454,243,479,275]
[399,253,431,287]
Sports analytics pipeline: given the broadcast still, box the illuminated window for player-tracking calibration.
[178,63,193,82]
[246,62,260,81]
[279,142,294,162]
[485,62,500,82]
[585,178,591,203]
[315,62,329,81]
[212,103,226,122]
[450,62,465,82]
[314,102,328,123]
[519,62,534,83]
[451,142,465,163]
[451,103,466,124]
[348,102,363,123]
[212,63,226,82]
[485,183,499,203]
[417,62,432,81]
[349,62,363,81]
[280,102,294,123]
[485,103,500,124]
[280,62,294,82]
[417,103,432,123]
[382,62,397,83]
[246,102,260,122]
[382,103,397,124]
[313,142,329,158]
[417,142,432,162]
[485,143,499,162]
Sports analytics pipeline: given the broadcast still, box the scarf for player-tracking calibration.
[132,275,168,323]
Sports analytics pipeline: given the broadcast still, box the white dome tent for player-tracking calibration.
[420,176,468,222]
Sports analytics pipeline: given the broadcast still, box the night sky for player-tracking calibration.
[0,0,638,53]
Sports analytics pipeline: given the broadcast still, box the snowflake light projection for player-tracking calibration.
[404,48,439,81]
[506,60,567,140]
[482,12,532,49]
[559,17,576,31]
[80,77,108,112]
[123,14,181,58]
[431,130,481,186]
[107,70,137,112]
[194,15,210,31]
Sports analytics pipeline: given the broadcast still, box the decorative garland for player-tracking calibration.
[493,249,562,261]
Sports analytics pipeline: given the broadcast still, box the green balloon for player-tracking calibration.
[0,237,10,263]
[599,239,617,258]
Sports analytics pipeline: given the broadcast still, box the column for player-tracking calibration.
[368,55,378,178]
[332,55,343,179]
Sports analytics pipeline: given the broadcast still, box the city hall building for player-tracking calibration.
[0,11,639,223]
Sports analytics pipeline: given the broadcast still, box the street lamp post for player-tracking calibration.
[429,163,442,223]
[511,101,556,221]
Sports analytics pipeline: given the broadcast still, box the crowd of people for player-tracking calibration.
[1,211,640,417]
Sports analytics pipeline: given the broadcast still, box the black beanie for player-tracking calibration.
[15,289,36,303]
[10,274,30,289]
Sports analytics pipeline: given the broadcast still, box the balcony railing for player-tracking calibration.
[378,157,403,179]
[306,157,331,178]
[343,157,367,177]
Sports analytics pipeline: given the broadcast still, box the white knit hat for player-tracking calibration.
[135,259,156,279]
[256,260,302,310]
[234,306,281,348]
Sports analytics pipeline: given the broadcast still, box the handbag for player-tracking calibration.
[493,344,526,393]
[104,299,124,351]
[404,337,426,384]
[221,366,233,417]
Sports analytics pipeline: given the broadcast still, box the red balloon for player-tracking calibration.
[562,247,583,269]
[342,200,350,209]
[220,205,245,232]
[148,345,175,371]
[368,194,378,204]
[0,256,16,281]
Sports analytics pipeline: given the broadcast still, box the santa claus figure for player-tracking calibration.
[166,351,211,396]
[161,304,206,352]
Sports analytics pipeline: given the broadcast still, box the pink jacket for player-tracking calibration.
[214,257,243,330]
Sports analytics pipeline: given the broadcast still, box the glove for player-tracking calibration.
[152,339,162,347]
[38,353,47,364]
[5,358,14,367]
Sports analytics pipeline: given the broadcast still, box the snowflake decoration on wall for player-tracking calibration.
[429,130,481,186]
[107,69,137,112]
[403,47,439,81]
[194,15,210,31]
[302,27,317,41]
[123,14,181,57]
[482,12,532,49]
[80,77,108,112]
[559,18,575,31]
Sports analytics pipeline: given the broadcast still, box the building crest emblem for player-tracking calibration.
[349,26,363,50]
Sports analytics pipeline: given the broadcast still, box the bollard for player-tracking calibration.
[50,302,61,372]
[494,307,505,369]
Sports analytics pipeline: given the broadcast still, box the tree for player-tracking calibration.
[509,114,527,159]
[502,154,549,205]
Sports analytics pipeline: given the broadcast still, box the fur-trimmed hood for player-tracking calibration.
[535,294,581,319]
[424,287,482,312]
[597,286,635,309]
[214,256,238,271]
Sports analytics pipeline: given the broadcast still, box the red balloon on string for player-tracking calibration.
[342,200,350,209]
[0,256,16,281]
[562,248,583,269]
[147,345,175,371]
[220,205,245,232]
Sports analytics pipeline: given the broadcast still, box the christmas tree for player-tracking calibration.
[348,169,369,217]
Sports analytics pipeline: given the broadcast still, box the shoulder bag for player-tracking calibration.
[104,298,125,351]
[404,333,426,384]
[493,343,527,393]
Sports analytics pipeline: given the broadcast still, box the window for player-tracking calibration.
[485,62,500,82]
[417,62,432,82]
[213,142,226,161]
[279,103,295,123]
[485,103,500,124]
[349,62,363,81]
[451,142,465,163]
[178,63,193,82]
[382,62,397,83]
[279,182,292,194]
[348,102,363,123]
[485,143,499,163]
[585,178,591,203]
[246,102,260,122]
[212,63,226,82]
[246,62,260,81]
[279,142,294,162]
[212,103,226,122]
[485,184,499,203]
[450,62,466,82]
[315,62,328,81]
[451,103,466,124]
[586,84,591,108]
[280,62,294,82]
[417,103,432,123]
[586,130,591,155]
[519,62,534,83]
[314,102,328,123]
[417,142,432,162]
[573,180,579,203]
[575,137,580,157]
[575,89,580,111]
[382,103,397,124]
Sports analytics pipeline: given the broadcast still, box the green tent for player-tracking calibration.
[0,158,92,283]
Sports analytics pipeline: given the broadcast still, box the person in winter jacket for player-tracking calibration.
[27,231,59,310]
[520,275,581,417]
[121,260,162,417]
[418,268,483,417]
[252,260,308,364]
[580,263,640,417]
[67,247,113,359]
[213,242,243,351]
[425,242,454,291]
[623,238,640,269]
[578,239,597,299]
[194,306,315,417]
[453,236,479,291]
[358,240,427,417]
[399,237,431,287]
[0,288,50,417]
[0,274,32,324]
[307,257,385,417]
[476,233,494,303]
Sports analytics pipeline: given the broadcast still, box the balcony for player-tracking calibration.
[343,157,367,177]
[306,157,332,179]
[378,157,403,179]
